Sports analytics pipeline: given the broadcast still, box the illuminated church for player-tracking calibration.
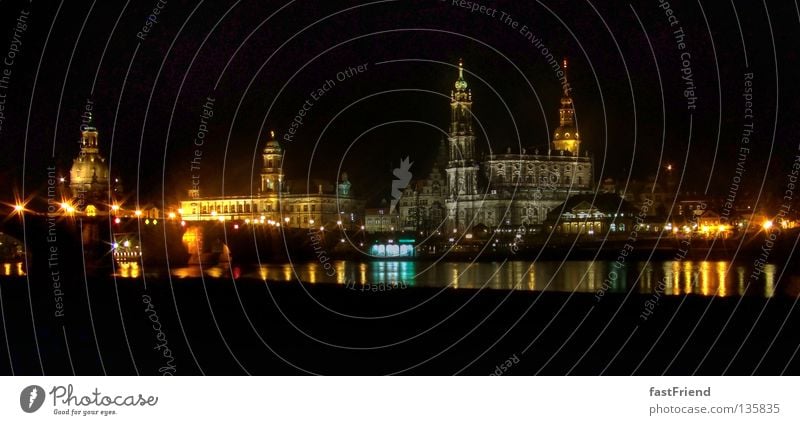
[66,113,122,216]
[397,59,594,232]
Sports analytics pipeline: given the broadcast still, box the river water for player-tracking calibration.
[113,260,800,298]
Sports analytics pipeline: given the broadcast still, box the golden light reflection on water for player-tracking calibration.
[716,261,727,297]
[116,262,140,278]
[164,260,788,297]
[764,264,775,298]
[1,262,25,276]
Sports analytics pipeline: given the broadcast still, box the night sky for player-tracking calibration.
[1,0,798,208]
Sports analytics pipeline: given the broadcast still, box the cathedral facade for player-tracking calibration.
[398,60,594,233]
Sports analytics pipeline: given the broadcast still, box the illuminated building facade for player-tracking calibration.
[399,59,594,232]
[179,132,363,228]
[364,207,401,233]
[68,114,109,215]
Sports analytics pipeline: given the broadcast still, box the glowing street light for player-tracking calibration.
[763,220,773,230]
[309,219,315,225]
[134,210,143,217]
[168,212,176,219]
[336,220,342,226]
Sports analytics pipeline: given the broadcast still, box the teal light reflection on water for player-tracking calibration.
[165,260,790,297]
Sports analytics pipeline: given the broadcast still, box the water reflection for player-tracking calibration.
[1,262,25,276]
[116,262,140,278]
[157,260,792,298]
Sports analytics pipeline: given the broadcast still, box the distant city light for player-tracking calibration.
[763,220,773,230]
[114,218,121,224]
[168,212,176,219]
[134,210,142,217]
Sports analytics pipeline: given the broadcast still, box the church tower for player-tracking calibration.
[69,113,110,211]
[446,59,479,199]
[260,131,284,193]
[551,59,581,155]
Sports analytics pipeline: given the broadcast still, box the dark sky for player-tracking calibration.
[1,0,798,208]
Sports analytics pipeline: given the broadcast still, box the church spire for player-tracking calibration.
[454,58,468,92]
[562,58,571,97]
[552,58,580,155]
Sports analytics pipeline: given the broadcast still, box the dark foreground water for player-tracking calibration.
[2,259,800,375]
[123,260,800,298]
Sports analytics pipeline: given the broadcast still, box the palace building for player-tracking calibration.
[398,59,594,232]
[179,131,363,229]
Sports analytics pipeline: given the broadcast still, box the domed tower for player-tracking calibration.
[260,131,284,193]
[69,113,110,210]
[552,59,581,155]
